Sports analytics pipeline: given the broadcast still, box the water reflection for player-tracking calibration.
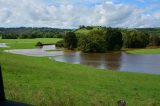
[54,52,160,74]
[53,52,122,70]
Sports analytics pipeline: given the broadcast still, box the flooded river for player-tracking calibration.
[5,45,64,57]
[4,45,160,74]
[53,52,160,74]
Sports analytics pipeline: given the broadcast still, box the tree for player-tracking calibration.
[63,32,77,50]
[78,29,106,52]
[123,30,149,48]
[104,28,123,51]
[149,33,160,46]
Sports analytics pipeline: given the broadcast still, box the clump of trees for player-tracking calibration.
[57,27,123,52]
[57,26,160,53]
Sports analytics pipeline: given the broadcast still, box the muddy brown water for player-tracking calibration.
[53,51,160,74]
[4,45,160,74]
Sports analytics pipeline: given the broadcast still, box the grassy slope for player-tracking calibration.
[0,38,160,106]
[126,48,160,54]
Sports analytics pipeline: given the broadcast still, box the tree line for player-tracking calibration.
[0,27,72,39]
[56,26,160,52]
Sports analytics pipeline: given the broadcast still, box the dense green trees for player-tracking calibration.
[77,29,106,52]
[63,32,77,50]
[71,27,122,52]
[2,33,18,39]
[60,27,157,52]
[149,33,160,46]
[105,28,123,51]
[123,30,149,48]
[77,28,123,52]
[0,27,70,39]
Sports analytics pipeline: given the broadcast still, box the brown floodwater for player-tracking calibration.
[53,51,160,74]
[4,45,160,74]
[5,45,64,57]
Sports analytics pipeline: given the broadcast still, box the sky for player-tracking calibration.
[0,0,160,28]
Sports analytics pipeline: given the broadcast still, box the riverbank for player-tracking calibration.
[0,38,160,106]
[126,48,160,54]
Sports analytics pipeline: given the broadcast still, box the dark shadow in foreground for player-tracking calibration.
[0,65,32,106]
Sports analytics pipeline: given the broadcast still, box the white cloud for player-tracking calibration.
[0,0,159,28]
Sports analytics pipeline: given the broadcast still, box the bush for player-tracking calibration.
[35,41,43,47]
[55,40,64,47]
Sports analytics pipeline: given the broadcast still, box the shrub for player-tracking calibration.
[35,41,43,47]
[55,40,64,47]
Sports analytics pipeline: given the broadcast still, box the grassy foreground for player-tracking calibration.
[126,48,160,54]
[0,38,160,106]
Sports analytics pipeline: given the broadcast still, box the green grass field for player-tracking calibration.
[126,48,160,54]
[0,38,62,49]
[0,38,160,106]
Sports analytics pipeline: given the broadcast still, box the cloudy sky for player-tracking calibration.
[0,0,160,28]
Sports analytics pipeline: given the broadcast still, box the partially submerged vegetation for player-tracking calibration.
[55,26,160,53]
[0,39,160,106]
[56,27,123,52]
